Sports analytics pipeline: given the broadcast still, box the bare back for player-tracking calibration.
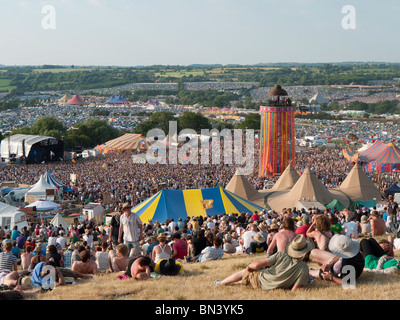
[73,260,98,274]
[21,253,34,270]
[275,229,297,252]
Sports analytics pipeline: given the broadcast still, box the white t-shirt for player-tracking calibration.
[242,230,256,250]
[48,237,57,246]
[95,251,110,272]
[120,212,142,242]
[56,237,67,249]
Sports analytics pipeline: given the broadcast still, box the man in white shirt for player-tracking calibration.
[240,223,257,254]
[56,232,67,250]
[118,203,143,256]
[168,219,177,233]
[343,216,359,238]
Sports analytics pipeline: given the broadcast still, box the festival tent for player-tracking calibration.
[358,140,386,162]
[265,167,335,212]
[325,199,346,211]
[58,94,72,104]
[25,200,61,212]
[335,163,383,202]
[145,99,160,106]
[225,169,266,208]
[361,142,400,173]
[269,163,300,191]
[132,187,265,223]
[25,174,62,203]
[50,213,69,230]
[42,171,66,189]
[384,183,400,195]
[106,96,130,104]
[97,133,150,153]
[0,202,28,230]
[66,95,88,105]
[309,92,329,104]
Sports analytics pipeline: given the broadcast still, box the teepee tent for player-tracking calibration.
[50,213,69,230]
[309,92,329,104]
[58,94,72,104]
[66,95,88,105]
[266,167,334,212]
[269,163,300,191]
[225,169,266,208]
[336,163,382,201]
[132,187,265,223]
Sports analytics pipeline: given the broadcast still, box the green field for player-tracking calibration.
[154,69,205,78]
[0,79,16,92]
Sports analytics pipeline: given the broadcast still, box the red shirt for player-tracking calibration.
[24,241,36,251]
[295,224,311,238]
[251,214,260,222]
[172,239,188,260]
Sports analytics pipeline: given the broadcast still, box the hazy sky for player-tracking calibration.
[1,0,399,66]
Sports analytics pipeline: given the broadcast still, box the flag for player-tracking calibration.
[72,159,76,163]
[152,177,157,184]
[201,200,214,210]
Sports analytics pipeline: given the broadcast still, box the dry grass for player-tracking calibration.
[28,239,400,301]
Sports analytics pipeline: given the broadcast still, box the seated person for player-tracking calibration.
[248,232,268,254]
[197,237,224,262]
[72,249,98,275]
[111,244,132,272]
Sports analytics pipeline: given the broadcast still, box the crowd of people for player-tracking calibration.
[1,193,400,299]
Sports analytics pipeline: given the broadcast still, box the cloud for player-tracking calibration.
[86,0,106,6]
[18,1,31,10]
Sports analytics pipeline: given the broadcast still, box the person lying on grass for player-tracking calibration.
[214,234,313,291]
[116,256,153,280]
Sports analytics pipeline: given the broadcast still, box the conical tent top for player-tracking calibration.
[268,85,288,97]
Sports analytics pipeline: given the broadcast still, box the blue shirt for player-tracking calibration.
[11,246,21,258]
[63,250,73,268]
[11,230,20,240]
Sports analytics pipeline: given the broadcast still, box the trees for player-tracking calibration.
[236,113,260,130]
[134,111,176,135]
[178,112,211,133]
[65,119,121,150]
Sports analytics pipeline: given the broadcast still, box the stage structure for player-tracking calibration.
[258,85,296,177]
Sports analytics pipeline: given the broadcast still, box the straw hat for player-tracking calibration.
[253,232,266,244]
[286,234,314,259]
[269,223,279,231]
[122,202,132,210]
[328,234,360,259]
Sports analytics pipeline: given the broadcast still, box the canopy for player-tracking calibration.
[359,141,400,172]
[384,183,400,195]
[58,94,72,103]
[269,163,300,191]
[356,199,377,209]
[336,163,382,201]
[42,171,66,188]
[66,95,88,105]
[132,187,265,223]
[265,167,335,212]
[106,96,130,104]
[25,200,61,211]
[50,213,69,230]
[325,199,346,211]
[97,133,150,153]
[26,175,57,197]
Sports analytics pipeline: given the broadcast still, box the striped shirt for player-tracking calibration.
[63,250,73,268]
[0,252,17,271]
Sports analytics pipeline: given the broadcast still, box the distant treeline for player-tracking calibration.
[1,63,400,94]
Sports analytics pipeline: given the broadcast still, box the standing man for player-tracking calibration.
[109,209,123,247]
[387,195,398,228]
[118,203,143,256]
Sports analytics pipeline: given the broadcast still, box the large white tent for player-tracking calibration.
[0,202,28,230]
[25,172,64,203]
[25,200,62,212]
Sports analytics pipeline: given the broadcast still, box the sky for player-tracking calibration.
[1,0,400,66]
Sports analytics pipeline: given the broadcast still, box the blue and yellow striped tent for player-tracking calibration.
[132,187,265,223]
